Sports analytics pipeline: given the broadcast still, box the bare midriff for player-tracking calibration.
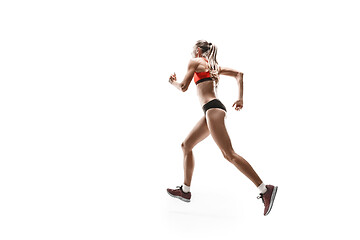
[196,81,217,106]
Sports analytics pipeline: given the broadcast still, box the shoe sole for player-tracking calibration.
[265,186,278,216]
[167,191,191,203]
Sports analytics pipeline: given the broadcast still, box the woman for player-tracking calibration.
[167,40,277,216]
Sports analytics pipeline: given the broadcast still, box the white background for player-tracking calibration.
[1,0,359,239]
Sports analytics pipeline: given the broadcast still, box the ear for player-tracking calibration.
[196,47,201,56]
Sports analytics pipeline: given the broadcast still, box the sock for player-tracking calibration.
[258,183,267,194]
[182,184,190,193]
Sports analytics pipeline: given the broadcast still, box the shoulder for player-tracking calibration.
[190,57,203,64]
[218,66,226,74]
[187,58,202,69]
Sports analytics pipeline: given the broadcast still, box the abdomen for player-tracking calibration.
[196,81,218,106]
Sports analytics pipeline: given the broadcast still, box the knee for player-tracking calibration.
[222,150,236,163]
[181,141,192,154]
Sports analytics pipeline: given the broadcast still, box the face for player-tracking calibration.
[192,45,200,58]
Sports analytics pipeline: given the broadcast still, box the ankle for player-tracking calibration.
[182,184,190,193]
[257,183,267,194]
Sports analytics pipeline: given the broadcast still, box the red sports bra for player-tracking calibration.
[194,57,213,85]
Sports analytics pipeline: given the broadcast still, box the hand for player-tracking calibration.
[169,72,177,84]
[232,99,243,111]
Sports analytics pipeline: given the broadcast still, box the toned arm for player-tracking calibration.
[170,59,200,92]
[219,66,244,100]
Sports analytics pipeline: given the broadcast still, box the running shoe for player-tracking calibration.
[257,185,278,216]
[167,186,191,202]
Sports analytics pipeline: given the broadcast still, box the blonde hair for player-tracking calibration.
[194,40,220,86]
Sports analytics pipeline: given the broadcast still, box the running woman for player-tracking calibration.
[167,40,278,216]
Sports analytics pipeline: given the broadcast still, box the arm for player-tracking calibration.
[235,72,244,101]
[219,66,244,111]
[169,59,199,92]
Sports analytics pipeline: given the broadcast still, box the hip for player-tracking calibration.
[202,98,227,115]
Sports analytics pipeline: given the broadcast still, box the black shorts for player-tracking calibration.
[202,99,227,115]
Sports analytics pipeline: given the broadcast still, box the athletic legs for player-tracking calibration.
[206,109,263,187]
[181,116,210,186]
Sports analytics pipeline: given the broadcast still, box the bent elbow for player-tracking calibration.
[235,72,243,81]
[237,71,243,78]
[181,84,188,92]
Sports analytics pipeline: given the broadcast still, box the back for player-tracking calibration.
[194,57,218,105]
[194,57,209,73]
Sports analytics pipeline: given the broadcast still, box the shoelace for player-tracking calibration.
[257,193,264,204]
[175,186,187,194]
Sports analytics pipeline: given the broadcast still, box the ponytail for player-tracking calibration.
[207,43,219,85]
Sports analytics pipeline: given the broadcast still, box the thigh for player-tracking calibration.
[206,109,234,154]
[183,116,210,149]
